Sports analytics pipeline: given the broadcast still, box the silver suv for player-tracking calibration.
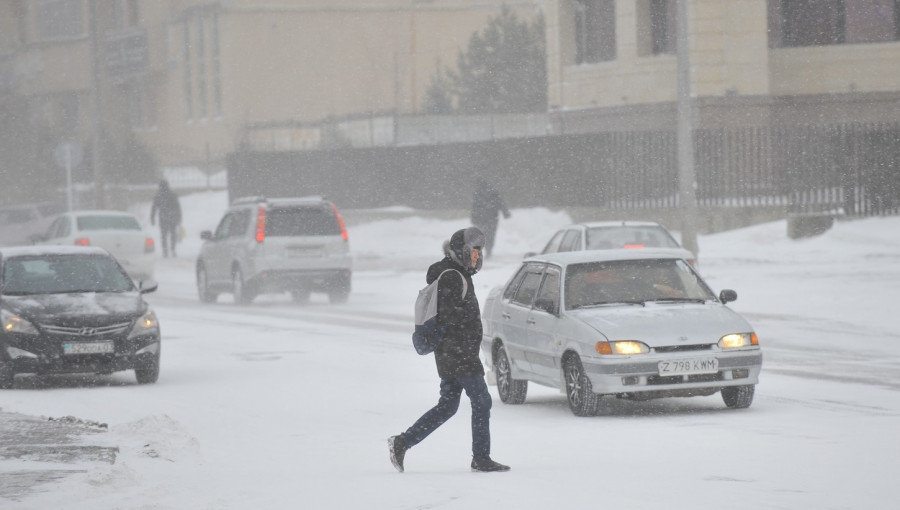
[196,197,352,304]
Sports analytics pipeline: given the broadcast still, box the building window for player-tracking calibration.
[34,0,84,41]
[649,0,676,54]
[197,14,208,120]
[574,0,616,64]
[212,9,222,117]
[782,0,845,46]
[183,19,193,121]
[775,0,900,47]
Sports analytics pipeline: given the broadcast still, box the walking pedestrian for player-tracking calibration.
[150,179,182,258]
[388,227,510,473]
[470,176,511,259]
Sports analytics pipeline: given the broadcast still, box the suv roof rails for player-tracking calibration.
[231,195,327,206]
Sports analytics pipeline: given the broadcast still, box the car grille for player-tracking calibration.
[40,322,131,337]
[653,344,713,353]
[647,372,724,385]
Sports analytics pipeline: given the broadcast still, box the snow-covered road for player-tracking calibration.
[2,209,899,509]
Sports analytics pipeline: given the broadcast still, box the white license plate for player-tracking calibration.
[658,358,718,375]
[287,247,322,258]
[63,341,115,355]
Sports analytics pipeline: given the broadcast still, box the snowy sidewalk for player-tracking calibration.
[0,411,116,502]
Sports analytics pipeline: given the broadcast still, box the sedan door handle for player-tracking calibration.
[526,318,536,325]
[501,313,511,320]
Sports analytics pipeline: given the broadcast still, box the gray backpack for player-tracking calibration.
[412,269,467,355]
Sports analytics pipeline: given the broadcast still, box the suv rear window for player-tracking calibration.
[265,206,339,237]
[77,215,141,231]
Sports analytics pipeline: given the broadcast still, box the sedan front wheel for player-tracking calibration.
[564,356,599,417]
[721,384,755,409]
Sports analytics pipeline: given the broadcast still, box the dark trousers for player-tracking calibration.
[475,219,498,258]
[160,225,177,257]
[403,374,493,459]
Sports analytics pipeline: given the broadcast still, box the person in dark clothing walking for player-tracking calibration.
[150,179,182,258]
[470,176,511,259]
[388,227,510,473]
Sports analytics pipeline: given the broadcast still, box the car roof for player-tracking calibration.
[0,245,110,258]
[231,196,331,207]
[524,247,692,266]
[570,220,668,229]
[63,210,140,218]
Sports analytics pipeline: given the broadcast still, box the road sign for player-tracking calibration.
[53,142,83,169]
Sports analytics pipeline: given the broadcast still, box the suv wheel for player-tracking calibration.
[197,265,217,303]
[232,268,254,305]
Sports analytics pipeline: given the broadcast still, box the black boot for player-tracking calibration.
[471,456,510,472]
[387,435,407,473]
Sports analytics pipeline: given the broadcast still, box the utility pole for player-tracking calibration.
[89,0,106,208]
[676,0,699,257]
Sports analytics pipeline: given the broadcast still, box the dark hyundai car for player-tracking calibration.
[0,246,161,388]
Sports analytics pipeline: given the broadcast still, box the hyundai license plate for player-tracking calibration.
[287,247,321,258]
[63,341,114,355]
[658,358,718,375]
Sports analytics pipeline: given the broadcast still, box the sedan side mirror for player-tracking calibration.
[200,230,213,241]
[523,251,537,259]
[139,280,159,294]
[719,289,737,304]
[29,234,45,244]
[533,298,557,315]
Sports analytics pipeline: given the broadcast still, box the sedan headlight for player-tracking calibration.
[129,309,159,338]
[1,309,38,335]
[596,340,650,355]
[718,333,758,349]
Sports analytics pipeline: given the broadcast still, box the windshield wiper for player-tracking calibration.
[649,297,707,303]
[575,300,646,309]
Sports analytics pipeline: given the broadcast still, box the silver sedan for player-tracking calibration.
[481,249,761,416]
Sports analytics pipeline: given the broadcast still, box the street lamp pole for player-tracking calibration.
[89,0,106,208]
[676,0,699,257]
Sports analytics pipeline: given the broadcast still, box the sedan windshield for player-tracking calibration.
[1,254,135,295]
[564,259,715,310]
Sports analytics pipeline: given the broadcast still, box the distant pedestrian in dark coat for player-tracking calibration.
[471,176,511,259]
[150,179,182,258]
[388,227,510,473]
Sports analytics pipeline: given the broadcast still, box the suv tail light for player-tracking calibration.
[255,205,267,243]
[144,237,155,253]
[74,238,90,246]
[331,204,349,241]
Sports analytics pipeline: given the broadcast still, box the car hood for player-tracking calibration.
[569,303,752,346]
[2,292,145,324]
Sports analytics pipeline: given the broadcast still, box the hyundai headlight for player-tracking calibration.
[129,309,159,338]
[1,309,38,335]
[718,333,758,349]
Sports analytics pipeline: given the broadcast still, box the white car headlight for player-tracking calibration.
[718,333,758,349]
[1,309,38,335]
[596,340,649,355]
[129,309,159,338]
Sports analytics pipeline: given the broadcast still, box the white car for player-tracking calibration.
[36,211,156,281]
[481,249,761,416]
[529,221,696,266]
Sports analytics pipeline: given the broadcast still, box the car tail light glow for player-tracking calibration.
[74,238,90,246]
[623,244,645,249]
[255,205,266,243]
[144,237,155,253]
[331,204,349,242]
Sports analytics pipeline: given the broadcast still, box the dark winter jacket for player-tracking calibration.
[151,182,182,228]
[427,257,484,380]
[471,179,510,228]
